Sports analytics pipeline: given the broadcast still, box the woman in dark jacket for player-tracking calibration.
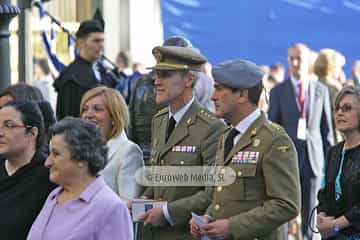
[0,100,55,240]
[318,86,360,239]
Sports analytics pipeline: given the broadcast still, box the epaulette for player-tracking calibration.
[154,107,168,118]
[197,108,217,123]
[264,121,285,135]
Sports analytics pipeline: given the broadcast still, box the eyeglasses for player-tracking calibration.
[335,103,355,113]
[0,120,33,131]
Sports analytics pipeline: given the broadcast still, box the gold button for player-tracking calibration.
[217,186,223,192]
[237,171,242,177]
[214,204,220,210]
[180,160,184,165]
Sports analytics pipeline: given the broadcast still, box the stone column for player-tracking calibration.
[0,0,20,91]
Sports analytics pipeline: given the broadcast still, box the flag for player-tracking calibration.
[37,1,66,77]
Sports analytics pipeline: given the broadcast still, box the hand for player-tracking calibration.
[318,211,327,218]
[317,215,336,237]
[316,212,327,229]
[189,215,211,239]
[201,219,231,239]
[288,219,298,236]
[141,207,166,227]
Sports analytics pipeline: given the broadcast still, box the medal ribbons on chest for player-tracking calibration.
[232,151,259,164]
[172,145,196,153]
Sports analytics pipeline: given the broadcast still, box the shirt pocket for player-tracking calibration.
[167,150,201,166]
[225,163,262,200]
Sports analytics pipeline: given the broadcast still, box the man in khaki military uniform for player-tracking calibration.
[190,59,301,240]
[139,46,226,239]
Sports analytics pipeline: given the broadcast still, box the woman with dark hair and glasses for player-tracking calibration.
[317,86,360,239]
[0,100,55,240]
[0,83,44,107]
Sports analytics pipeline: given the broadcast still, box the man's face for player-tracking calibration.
[154,70,190,106]
[288,46,309,79]
[211,82,240,122]
[79,32,104,63]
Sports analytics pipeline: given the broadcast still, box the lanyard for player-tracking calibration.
[335,147,346,200]
[320,145,345,199]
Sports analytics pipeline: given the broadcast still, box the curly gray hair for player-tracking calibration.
[50,117,108,176]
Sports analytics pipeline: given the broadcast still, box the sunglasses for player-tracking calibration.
[155,70,187,79]
[335,103,354,113]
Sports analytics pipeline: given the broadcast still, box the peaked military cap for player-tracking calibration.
[149,46,207,72]
[212,59,265,89]
[75,20,104,39]
[163,36,193,48]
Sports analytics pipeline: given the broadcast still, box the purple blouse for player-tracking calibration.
[27,176,133,240]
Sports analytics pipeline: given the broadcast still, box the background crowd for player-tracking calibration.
[0,17,360,240]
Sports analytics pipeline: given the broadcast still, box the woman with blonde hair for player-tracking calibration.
[314,49,346,143]
[314,49,345,92]
[80,86,144,201]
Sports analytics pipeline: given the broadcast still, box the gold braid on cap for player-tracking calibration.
[157,63,189,69]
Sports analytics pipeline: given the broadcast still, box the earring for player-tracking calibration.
[78,162,84,168]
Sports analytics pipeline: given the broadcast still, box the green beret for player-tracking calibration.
[149,46,207,72]
[212,59,265,89]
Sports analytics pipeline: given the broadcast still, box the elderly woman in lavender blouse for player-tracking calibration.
[27,118,133,240]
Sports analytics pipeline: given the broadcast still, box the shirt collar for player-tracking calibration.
[50,176,106,203]
[233,108,261,134]
[77,56,94,65]
[290,75,309,91]
[168,96,195,123]
[79,176,105,202]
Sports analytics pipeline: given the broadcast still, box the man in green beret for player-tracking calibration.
[138,46,226,239]
[190,59,301,240]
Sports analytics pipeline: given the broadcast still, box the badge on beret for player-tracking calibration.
[253,138,261,147]
[154,48,163,63]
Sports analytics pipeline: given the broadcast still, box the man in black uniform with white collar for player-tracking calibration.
[54,20,116,120]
